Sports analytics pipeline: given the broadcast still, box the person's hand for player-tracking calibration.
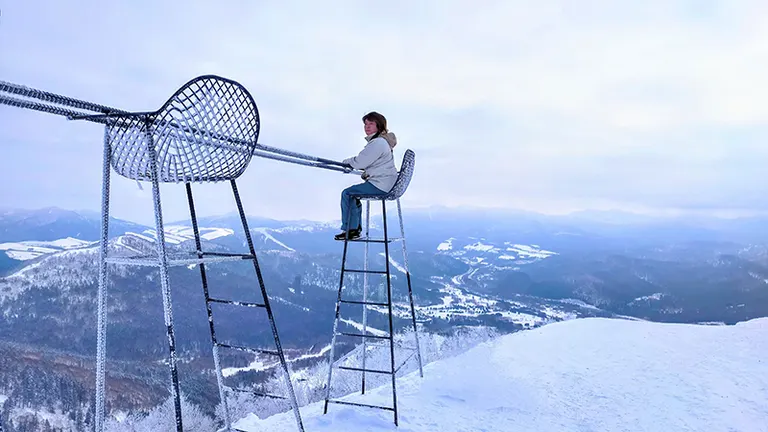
[361,171,370,180]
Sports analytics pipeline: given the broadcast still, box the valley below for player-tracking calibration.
[1,207,767,431]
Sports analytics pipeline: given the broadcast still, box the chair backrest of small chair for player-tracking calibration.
[386,149,416,200]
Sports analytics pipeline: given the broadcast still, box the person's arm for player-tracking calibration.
[342,140,383,170]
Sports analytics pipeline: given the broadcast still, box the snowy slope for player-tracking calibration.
[237,317,768,432]
[0,237,95,260]
[0,225,235,261]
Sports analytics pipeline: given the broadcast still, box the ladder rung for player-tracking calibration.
[208,298,266,308]
[346,237,403,243]
[326,399,395,412]
[337,365,393,375]
[344,269,388,274]
[340,299,389,307]
[395,351,417,373]
[365,341,418,352]
[201,252,256,259]
[226,386,286,399]
[337,332,390,340]
[216,342,279,356]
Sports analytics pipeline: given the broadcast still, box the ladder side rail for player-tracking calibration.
[231,179,305,432]
[397,198,423,376]
[323,202,355,414]
[361,200,371,394]
[186,182,232,430]
[381,200,399,426]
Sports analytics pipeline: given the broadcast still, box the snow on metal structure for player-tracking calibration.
[0,75,367,432]
[0,74,423,431]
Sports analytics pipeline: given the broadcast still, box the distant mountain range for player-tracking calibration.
[1,205,767,431]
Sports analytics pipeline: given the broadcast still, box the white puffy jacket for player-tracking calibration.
[342,132,399,193]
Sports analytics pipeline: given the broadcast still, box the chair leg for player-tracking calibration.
[382,200,398,426]
[397,198,423,377]
[361,200,371,394]
[146,122,184,432]
[94,128,112,432]
[231,180,305,432]
[324,195,356,414]
[185,183,231,430]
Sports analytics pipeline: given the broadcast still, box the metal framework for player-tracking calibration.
[323,149,423,426]
[0,75,424,430]
[0,75,373,432]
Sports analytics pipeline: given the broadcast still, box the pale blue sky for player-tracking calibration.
[1,0,767,225]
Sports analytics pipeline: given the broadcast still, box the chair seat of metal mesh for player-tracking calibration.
[106,75,260,183]
[350,149,416,200]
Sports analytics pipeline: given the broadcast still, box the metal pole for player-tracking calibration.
[0,78,362,175]
[324,204,355,414]
[255,142,349,167]
[231,180,304,432]
[397,198,423,377]
[146,119,184,432]
[185,183,231,430]
[361,200,371,394]
[382,201,398,426]
[94,126,112,432]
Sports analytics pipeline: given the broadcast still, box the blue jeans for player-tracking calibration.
[340,181,387,231]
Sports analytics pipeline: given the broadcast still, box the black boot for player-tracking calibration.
[334,227,361,241]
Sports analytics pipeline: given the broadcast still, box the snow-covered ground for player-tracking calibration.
[435,237,557,269]
[141,225,234,244]
[0,226,235,261]
[236,317,768,432]
[0,237,95,260]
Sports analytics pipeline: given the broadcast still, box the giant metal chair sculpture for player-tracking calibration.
[0,75,317,432]
[0,74,425,430]
[323,149,423,426]
[87,75,307,432]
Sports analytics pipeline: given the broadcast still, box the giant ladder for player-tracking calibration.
[0,75,400,431]
[323,150,424,426]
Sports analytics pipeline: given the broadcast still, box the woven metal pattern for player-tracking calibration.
[106,75,260,183]
[352,149,416,200]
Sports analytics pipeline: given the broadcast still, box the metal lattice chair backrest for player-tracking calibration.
[352,149,416,201]
[107,75,260,183]
[386,149,416,200]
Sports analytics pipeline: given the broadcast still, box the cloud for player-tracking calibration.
[1,0,767,224]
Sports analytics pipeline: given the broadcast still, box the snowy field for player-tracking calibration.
[0,237,94,260]
[236,317,768,432]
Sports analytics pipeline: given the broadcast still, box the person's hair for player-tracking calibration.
[362,111,387,138]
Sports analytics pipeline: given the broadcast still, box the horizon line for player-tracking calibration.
[3,204,768,227]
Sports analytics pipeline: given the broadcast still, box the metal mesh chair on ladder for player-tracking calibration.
[86,75,304,432]
[323,149,424,426]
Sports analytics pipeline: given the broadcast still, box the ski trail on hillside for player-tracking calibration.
[254,228,295,251]
[340,318,388,337]
[379,252,406,274]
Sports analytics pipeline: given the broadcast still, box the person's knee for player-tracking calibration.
[341,187,352,201]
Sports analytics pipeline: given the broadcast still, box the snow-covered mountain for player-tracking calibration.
[0,207,147,244]
[236,316,768,432]
[2,206,768,431]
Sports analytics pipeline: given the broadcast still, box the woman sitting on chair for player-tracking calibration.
[336,111,398,240]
